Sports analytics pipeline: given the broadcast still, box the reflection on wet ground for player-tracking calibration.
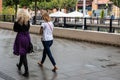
[0,29,120,80]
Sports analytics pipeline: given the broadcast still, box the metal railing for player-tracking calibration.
[0,15,15,22]
[51,17,120,33]
[0,15,120,33]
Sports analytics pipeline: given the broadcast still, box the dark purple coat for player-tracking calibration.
[13,21,31,55]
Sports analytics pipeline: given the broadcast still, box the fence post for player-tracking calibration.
[3,15,6,21]
[118,19,120,26]
[109,18,112,33]
[84,18,87,30]
[97,27,100,31]
[12,15,15,22]
[75,17,77,29]
[97,17,99,24]
[63,17,66,28]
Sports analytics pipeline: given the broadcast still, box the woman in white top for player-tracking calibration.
[38,13,58,72]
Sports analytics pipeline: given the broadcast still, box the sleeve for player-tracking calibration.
[41,23,45,28]
[13,22,19,32]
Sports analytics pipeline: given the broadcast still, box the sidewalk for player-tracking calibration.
[0,29,120,80]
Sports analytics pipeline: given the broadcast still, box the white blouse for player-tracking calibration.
[41,21,54,41]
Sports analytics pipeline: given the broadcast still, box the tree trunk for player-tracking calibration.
[15,4,17,19]
[34,0,37,24]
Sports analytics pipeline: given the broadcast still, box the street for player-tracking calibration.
[0,29,120,80]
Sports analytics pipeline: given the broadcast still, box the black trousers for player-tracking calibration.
[19,55,28,73]
[41,40,56,66]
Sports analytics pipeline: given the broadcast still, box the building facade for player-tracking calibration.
[0,0,2,13]
[92,0,120,18]
[92,0,112,10]
[112,5,120,18]
[77,0,93,16]
[92,0,113,16]
[78,0,93,11]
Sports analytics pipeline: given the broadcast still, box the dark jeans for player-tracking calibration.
[19,55,28,73]
[41,40,56,66]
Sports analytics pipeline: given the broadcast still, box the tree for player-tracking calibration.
[110,0,120,8]
[3,0,78,12]
[110,0,120,18]
[100,9,105,24]
[13,0,19,4]
[3,0,33,7]
[100,9,104,19]
[2,0,15,16]
[13,0,19,18]
[36,0,77,11]
[3,0,14,6]
[19,0,32,7]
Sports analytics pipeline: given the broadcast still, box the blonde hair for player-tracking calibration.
[42,13,51,22]
[16,9,30,25]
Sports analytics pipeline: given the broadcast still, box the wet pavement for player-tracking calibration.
[0,29,120,80]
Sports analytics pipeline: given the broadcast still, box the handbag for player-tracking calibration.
[28,42,34,53]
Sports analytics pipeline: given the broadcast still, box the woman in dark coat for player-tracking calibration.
[13,9,31,77]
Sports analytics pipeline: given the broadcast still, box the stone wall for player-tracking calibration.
[0,22,120,46]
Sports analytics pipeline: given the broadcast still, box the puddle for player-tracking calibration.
[85,64,97,68]
[97,58,110,62]
[101,63,119,68]
[97,56,112,62]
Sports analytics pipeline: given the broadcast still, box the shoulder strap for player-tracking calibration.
[47,23,53,31]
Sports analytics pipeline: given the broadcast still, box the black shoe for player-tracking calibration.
[16,64,21,71]
[23,72,29,77]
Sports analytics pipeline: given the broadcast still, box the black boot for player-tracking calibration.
[23,65,29,77]
[23,72,29,77]
[16,64,21,71]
